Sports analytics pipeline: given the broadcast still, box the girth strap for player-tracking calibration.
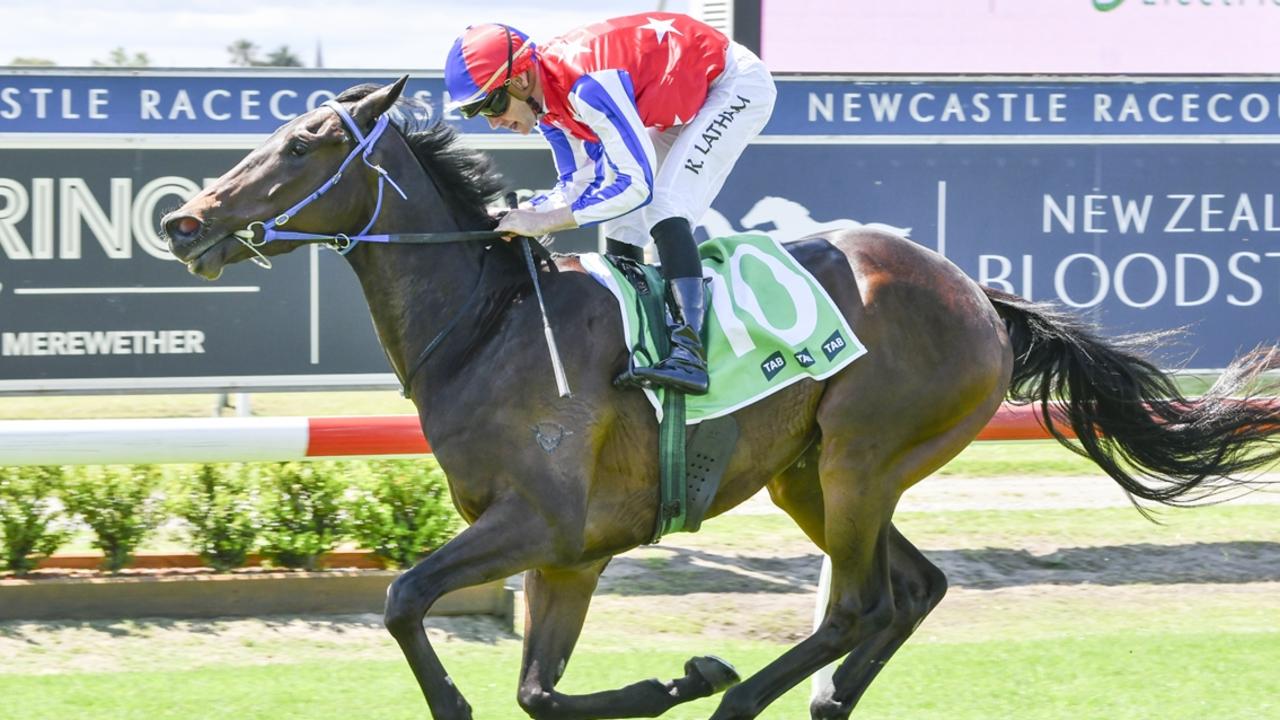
[612,257,738,543]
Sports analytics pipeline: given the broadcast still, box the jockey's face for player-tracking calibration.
[486,69,540,135]
[486,97,536,135]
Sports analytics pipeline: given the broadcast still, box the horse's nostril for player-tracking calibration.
[164,214,205,242]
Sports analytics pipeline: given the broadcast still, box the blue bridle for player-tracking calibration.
[231,99,408,266]
[222,96,560,398]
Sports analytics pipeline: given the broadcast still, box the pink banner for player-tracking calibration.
[762,0,1280,74]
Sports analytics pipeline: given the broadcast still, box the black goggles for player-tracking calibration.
[459,87,511,119]
[460,25,518,119]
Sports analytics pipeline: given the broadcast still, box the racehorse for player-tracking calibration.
[161,78,1280,720]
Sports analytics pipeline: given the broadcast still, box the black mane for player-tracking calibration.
[334,84,505,227]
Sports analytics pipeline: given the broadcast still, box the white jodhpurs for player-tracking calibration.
[602,42,777,248]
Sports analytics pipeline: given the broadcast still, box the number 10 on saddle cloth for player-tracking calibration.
[583,233,868,424]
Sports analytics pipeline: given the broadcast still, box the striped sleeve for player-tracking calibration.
[527,123,602,213]
[562,69,656,226]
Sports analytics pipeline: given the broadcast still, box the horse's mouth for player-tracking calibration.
[182,235,235,280]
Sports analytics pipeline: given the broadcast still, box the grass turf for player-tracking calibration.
[684,504,1280,554]
[0,631,1273,719]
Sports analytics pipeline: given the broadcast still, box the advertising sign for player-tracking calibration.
[771,79,1280,136]
[2,71,1277,392]
[11,72,1280,137]
[0,141,597,392]
[761,0,1280,74]
[0,72,497,135]
[704,145,1280,368]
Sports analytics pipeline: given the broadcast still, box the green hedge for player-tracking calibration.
[0,465,71,575]
[0,459,458,575]
[171,463,261,572]
[347,459,458,569]
[62,464,166,572]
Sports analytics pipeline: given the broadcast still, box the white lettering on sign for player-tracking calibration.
[168,89,197,120]
[202,89,231,121]
[270,89,299,120]
[802,88,1280,129]
[0,86,114,120]
[979,251,1280,310]
[60,178,131,259]
[1043,193,1280,235]
[1094,91,1280,124]
[136,88,324,122]
[2,330,206,357]
[0,175,204,261]
[0,84,434,124]
[806,91,1068,124]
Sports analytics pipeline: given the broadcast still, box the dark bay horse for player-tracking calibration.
[161,78,1280,720]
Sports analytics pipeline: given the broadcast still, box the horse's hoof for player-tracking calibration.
[685,655,740,694]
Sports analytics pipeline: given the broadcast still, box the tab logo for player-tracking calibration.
[821,331,847,361]
[761,351,787,381]
[1093,0,1124,11]
[794,348,817,368]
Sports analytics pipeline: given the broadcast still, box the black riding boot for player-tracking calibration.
[628,276,710,395]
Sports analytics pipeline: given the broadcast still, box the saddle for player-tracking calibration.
[587,234,866,541]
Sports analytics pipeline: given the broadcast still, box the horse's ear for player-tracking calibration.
[352,75,409,126]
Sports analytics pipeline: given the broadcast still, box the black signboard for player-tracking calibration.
[0,145,598,392]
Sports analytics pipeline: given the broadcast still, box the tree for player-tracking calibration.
[8,57,56,66]
[227,39,259,67]
[93,47,150,68]
[264,46,303,67]
[227,39,304,67]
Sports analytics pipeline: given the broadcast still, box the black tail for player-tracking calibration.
[983,286,1280,508]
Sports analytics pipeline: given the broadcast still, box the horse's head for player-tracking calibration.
[740,196,810,231]
[161,76,410,279]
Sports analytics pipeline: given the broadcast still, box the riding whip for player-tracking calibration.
[506,193,571,398]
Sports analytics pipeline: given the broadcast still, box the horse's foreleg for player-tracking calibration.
[384,499,558,720]
[516,561,738,720]
[809,526,947,720]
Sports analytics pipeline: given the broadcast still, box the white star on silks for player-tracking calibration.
[640,17,684,44]
[558,38,592,61]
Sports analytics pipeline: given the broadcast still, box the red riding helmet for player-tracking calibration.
[444,23,537,114]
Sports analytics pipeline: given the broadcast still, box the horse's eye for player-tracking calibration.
[288,139,309,157]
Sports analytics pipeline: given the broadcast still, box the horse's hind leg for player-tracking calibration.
[709,434,899,720]
[767,446,948,719]
[516,562,738,720]
[809,526,947,720]
[723,388,996,719]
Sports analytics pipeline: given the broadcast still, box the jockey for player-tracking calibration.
[444,13,777,396]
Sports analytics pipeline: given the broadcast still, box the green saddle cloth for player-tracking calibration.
[581,233,868,424]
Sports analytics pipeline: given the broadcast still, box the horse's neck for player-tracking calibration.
[343,156,489,394]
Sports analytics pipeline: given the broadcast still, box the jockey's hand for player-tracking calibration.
[496,206,578,240]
